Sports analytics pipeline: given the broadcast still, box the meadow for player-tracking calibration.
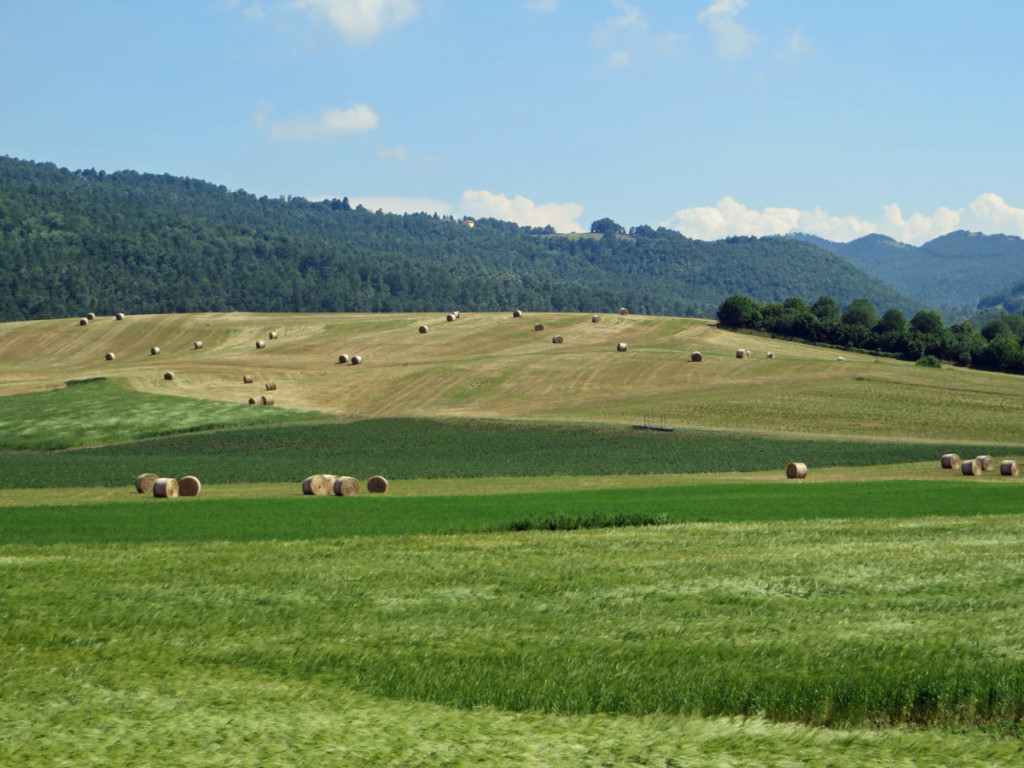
[1,311,1023,766]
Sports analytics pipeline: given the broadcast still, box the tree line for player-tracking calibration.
[717,294,1024,373]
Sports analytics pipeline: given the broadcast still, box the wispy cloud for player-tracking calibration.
[256,103,380,141]
[378,145,441,163]
[661,194,1024,246]
[290,0,418,42]
[698,0,758,59]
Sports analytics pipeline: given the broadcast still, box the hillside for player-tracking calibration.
[4,310,1024,446]
[0,155,919,321]
[790,230,1024,315]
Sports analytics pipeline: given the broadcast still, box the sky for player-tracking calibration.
[3,0,1024,245]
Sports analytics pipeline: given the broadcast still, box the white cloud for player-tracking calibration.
[378,145,408,161]
[461,190,585,232]
[784,30,812,58]
[608,0,646,32]
[661,194,1024,245]
[290,0,417,42]
[698,0,758,59]
[605,48,631,69]
[257,103,380,141]
[525,0,558,11]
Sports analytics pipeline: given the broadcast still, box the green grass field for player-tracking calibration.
[2,312,1024,766]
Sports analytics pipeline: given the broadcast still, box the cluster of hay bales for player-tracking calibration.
[136,473,201,498]
[446,311,461,322]
[302,474,385,496]
[336,353,363,365]
[786,462,808,479]
[948,453,1019,477]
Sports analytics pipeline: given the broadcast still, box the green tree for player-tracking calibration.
[842,299,878,329]
[717,294,763,328]
[590,218,625,236]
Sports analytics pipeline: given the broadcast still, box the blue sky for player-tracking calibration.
[2,0,1024,245]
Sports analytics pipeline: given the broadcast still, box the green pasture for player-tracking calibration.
[2,486,1024,766]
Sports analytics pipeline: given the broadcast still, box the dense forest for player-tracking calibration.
[0,156,919,322]
[717,293,1024,374]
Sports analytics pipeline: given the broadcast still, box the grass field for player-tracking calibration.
[2,311,1024,766]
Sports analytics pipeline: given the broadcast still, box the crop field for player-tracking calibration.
[2,312,1024,766]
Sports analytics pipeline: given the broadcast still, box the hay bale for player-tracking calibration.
[940,453,961,470]
[592,315,601,323]
[256,340,266,349]
[150,346,161,356]
[419,325,429,334]
[86,312,96,321]
[454,311,461,318]
[512,309,523,318]
[367,475,389,493]
[351,355,363,365]
[976,455,995,471]
[619,307,629,315]
[115,312,125,320]
[1000,460,1019,476]
[552,336,564,344]
[105,352,116,361]
[243,374,254,383]
[248,397,257,405]
[786,462,808,479]
[446,314,455,322]
[691,351,703,362]
[193,341,203,349]
[269,331,279,340]
[962,459,982,476]
[153,477,179,498]
[616,342,628,352]
[302,474,333,496]
[79,317,89,326]
[178,475,202,497]
[836,356,845,361]
[261,395,275,405]
[134,472,159,494]
[766,352,775,359]
[534,323,545,331]
[163,371,174,381]
[265,381,277,391]
[332,475,360,496]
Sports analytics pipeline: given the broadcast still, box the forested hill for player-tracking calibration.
[0,156,919,322]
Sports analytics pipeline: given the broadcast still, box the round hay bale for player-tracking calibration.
[592,315,601,323]
[153,477,179,498]
[302,474,333,496]
[619,307,629,315]
[150,346,161,356]
[269,331,279,340]
[691,351,703,362]
[766,352,775,359]
[79,317,89,326]
[1000,460,1019,476]
[86,312,96,321]
[134,472,159,494]
[105,352,116,361]
[446,314,455,322]
[261,395,275,405]
[163,371,174,381]
[534,323,545,331]
[837,356,846,362]
[243,374,254,384]
[193,341,203,349]
[786,462,808,479]
[115,312,125,320]
[454,311,461,318]
[265,381,277,391]
[552,335,564,344]
[962,459,982,476]
[975,455,995,471]
[332,475,360,496]
[338,354,350,364]
[366,475,389,493]
[419,325,429,334]
[512,309,523,318]
[178,475,202,497]
[940,453,961,470]
[351,355,363,365]
[616,342,628,352]
[736,349,750,359]
[256,340,266,349]
[248,397,257,405]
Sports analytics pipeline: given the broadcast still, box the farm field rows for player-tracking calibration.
[2,311,1024,766]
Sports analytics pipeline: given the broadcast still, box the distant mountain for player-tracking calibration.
[789,230,1024,316]
[0,155,921,322]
